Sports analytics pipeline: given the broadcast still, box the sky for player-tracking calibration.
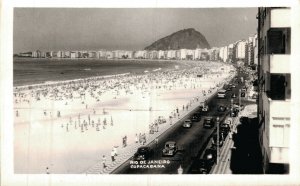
[13,8,257,53]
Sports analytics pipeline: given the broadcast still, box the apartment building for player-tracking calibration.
[228,43,235,63]
[254,34,259,66]
[235,40,247,62]
[257,7,291,174]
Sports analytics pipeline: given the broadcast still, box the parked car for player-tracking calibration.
[241,86,247,92]
[162,141,178,157]
[133,146,153,161]
[212,133,224,147]
[231,93,237,98]
[219,124,230,139]
[183,119,192,128]
[226,86,232,91]
[230,110,238,117]
[203,148,217,166]
[217,89,227,99]
[189,159,211,174]
[224,118,232,125]
[191,112,201,122]
[220,123,231,134]
[217,105,226,112]
[240,91,246,97]
[203,116,215,128]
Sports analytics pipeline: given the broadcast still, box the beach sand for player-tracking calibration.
[14,61,235,173]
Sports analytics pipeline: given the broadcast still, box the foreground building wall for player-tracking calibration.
[257,7,291,174]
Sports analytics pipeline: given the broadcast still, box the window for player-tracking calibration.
[267,28,291,54]
[269,73,291,100]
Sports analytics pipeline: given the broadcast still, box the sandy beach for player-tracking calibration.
[14,61,235,173]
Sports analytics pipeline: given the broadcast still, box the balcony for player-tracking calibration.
[268,98,291,118]
[269,55,291,73]
[267,98,290,164]
[270,9,291,28]
[269,147,289,164]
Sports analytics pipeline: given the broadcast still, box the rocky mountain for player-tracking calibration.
[144,28,211,50]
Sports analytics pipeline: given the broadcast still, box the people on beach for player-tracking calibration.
[13,61,231,173]
[102,155,107,169]
[111,149,115,162]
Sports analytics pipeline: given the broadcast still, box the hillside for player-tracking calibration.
[144,28,211,50]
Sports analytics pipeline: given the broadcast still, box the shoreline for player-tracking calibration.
[13,59,226,90]
[13,56,221,63]
[14,72,131,91]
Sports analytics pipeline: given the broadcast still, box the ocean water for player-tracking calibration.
[13,58,186,86]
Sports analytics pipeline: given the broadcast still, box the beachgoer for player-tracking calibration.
[111,149,115,162]
[102,155,107,169]
[135,134,138,143]
[113,146,118,156]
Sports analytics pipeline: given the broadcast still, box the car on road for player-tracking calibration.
[241,86,247,92]
[162,141,178,157]
[212,133,224,147]
[219,123,230,139]
[225,118,232,125]
[203,116,215,128]
[226,86,232,91]
[199,102,209,112]
[189,159,211,174]
[133,146,153,161]
[230,109,238,117]
[203,148,217,166]
[217,105,227,112]
[220,123,231,134]
[233,103,244,111]
[191,112,201,122]
[240,91,246,97]
[217,89,227,99]
[231,93,237,98]
[183,119,192,128]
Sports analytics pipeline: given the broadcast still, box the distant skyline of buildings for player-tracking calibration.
[16,33,258,67]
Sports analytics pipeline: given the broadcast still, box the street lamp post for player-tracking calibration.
[230,98,234,132]
[238,89,241,112]
[216,116,220,165]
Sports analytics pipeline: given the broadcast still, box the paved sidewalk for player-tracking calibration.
[211,104,257,174]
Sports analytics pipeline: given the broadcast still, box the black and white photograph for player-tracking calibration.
[1,0,300,186]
